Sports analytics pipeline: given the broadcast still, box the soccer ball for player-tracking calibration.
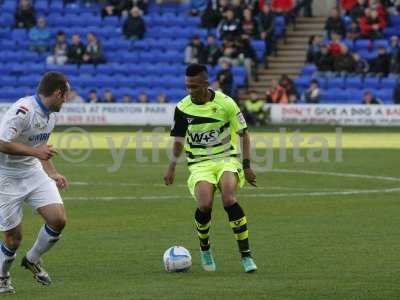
[163,246,192,272]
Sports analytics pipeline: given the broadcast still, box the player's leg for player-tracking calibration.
[21,173,65,285]
[21,203,66,286]
[219,171,257,273]
[194,181,217,271]
[0,225,22,294]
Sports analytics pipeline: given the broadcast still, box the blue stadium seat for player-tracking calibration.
[0,13,14,27]
[302,64,317,76]
[363,77,381,89]
[357,49,378,60]
[2,1,16,13]
[375,89,393,103]
[326,77,345,89]
[102,16,120,27]
[346,89,363,102]
[373,39,389,49]
[354,39,370,51]
[380,78,397,89]
[346,76,363,89]
[35,0,49,14]
[383,27,396,38]
[295,76,310,90]
[47,13,69,27]
[49,1,64,14]
[79,64,96,76]
[11,29,28,41]
[390,15,400,27]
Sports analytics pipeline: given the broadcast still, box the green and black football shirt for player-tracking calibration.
[170,90,247,165]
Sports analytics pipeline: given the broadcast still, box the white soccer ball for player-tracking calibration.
[163,246,192,272]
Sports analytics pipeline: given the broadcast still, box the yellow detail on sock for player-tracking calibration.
[229,217,247,228]
[195,220,211,230]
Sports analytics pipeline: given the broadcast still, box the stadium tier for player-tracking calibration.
[0,0,294,103]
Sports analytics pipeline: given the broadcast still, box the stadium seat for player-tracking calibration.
[326,77,345,89]
[363,77,381,89]
[0,13,14,27]
[2,0,16,13]
[354,39,371,51]
[346,76,363,89]
[380,78,397,89]
[102,16,120,28]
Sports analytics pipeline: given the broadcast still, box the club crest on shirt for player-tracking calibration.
[187,118,194,124]
[237,112,246,124]
[33,114,47,129]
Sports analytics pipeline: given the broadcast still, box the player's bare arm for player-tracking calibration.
[40,159,69,190]
[0,141,56,160]
[164,137,184,185]
[240,130,257,187]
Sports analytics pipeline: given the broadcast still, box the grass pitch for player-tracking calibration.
[9,127,400,299]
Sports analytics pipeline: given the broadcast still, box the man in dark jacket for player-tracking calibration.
[370,46,391,76]
[15,0,36,29]
[324,7,346,38]
[258,4,275,57]
[123,7,146,39]
[315,45,334,72]
[67,34,86,64]
[334,45,355,73]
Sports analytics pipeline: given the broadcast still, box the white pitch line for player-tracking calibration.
[63,187,400,201]
[270,168,400,182]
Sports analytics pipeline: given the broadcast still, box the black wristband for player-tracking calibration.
[242,159,250,169]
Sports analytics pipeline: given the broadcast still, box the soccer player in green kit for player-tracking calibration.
[164,63,257,273]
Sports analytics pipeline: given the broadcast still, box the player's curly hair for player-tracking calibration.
[186,63,208,77]
[38,72,69,97]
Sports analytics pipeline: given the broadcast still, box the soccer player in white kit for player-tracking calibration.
[0,72,70,294]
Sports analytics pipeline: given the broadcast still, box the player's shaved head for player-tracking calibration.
[186,63,208,80]
[38,72,69,97]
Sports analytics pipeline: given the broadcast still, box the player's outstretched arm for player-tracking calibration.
[164,137,184,186]
[240,130,257,187]
[0,141,57,160]
[40,158,69,189]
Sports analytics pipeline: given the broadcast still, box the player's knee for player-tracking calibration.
[48,215,67,232]
[5,231,22,250]
[221,193,236,206]
[198,202,213,214]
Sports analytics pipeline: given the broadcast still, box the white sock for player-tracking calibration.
[0,244,16,278]
[26,224,61,264]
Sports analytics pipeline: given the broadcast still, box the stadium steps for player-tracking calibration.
[239,16,325,100]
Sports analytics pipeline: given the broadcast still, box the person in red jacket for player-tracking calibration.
[359,8,386,39]
[340,0,358,13]
[271,0,294,12]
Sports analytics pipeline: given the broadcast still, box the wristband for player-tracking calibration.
[242,159,250,169]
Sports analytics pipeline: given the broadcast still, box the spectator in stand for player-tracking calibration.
[123,6,146,40]
[341,0,358,14]
[47,31,68,65]
[350,0,368,21]
[101,0,127,17]
[270,0,294,24]
[258,4,276,58]
[201,0,228,29]
[352,52,369,74]
[123,0,149,15]
[231,0,245,19]
[306,35,322,63]
[393,82,400,104]
[362,90,383,104]
[67,90,85,103]
[218,38,239,66]
[279,74,299,102]
[389,36,400,73]
[88,89,101,103]
[217,8,242,40]
[67,34,86,64]
[15,0,36,29]
[346,20,361,41]
[211,80,222,92]
[370,46,391,76]
[185,35,206,64]
[157,94,168,103]
[103,90,116,103]
[266,79,288,103]
[241,8,258,38]
[189,0,208,16]
[28,16,50,53]
[303,79,321,103]
[236,34,258,81]
[333,44,355,74]
[83,32,105,64]
[294,0,314,18]
[324,7,346,39]
[138,92,148,103]
[217,61,234,96]
[315,44,334,73]
[122,95,132,103]
[359,8,386,39]
[328,31,344,57]
[243,90,266,126]
[204,34,222,66]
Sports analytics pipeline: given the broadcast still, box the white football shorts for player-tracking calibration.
[0,168,63,231]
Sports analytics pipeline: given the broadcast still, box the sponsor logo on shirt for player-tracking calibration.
[190,129,219,145]
[28,133,51,142]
